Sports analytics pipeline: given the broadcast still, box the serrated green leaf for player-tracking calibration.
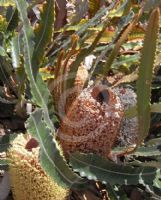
[11,34,26,97]
[137,8,160,145]
[32,0,54,76]
[132,145,161,157]
[14,0,34,71]
[14,0,56,129]
[14,4,52,106]
[70,152,157,186]
[26,109,87,189]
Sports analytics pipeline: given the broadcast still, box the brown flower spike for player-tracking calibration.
[58,84,124,158]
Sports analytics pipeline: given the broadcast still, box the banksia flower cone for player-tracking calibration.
[58,84,124,158]
[7,134,69,200]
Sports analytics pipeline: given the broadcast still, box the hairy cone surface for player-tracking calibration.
[114,87,138,146]
[58,84,124,158]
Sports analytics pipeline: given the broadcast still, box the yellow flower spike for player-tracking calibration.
[7,134,69,200]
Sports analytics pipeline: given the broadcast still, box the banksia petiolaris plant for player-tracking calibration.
[58,84,124,158]
[0,0,161,199]
[7,134,69,200]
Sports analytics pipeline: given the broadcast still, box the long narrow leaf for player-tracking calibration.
[26,109,87,189]
[70,152,158,186]
[14,0,55,129]
[112,145,161,157]
[137,8,160,145]
[32,0,54,76]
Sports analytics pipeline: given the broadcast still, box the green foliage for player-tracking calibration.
[6,8,19,32]
[14,0,56,126]
[101,9,142,76]
[50,6,110,58]
[26,108,86,189]
[137,8,160,145]
[69,152,158,186]
[32,0,55,76]
[14,0,86,189]
[0,0,161,198]
[113,145,161,158]
[66,20,109,91]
